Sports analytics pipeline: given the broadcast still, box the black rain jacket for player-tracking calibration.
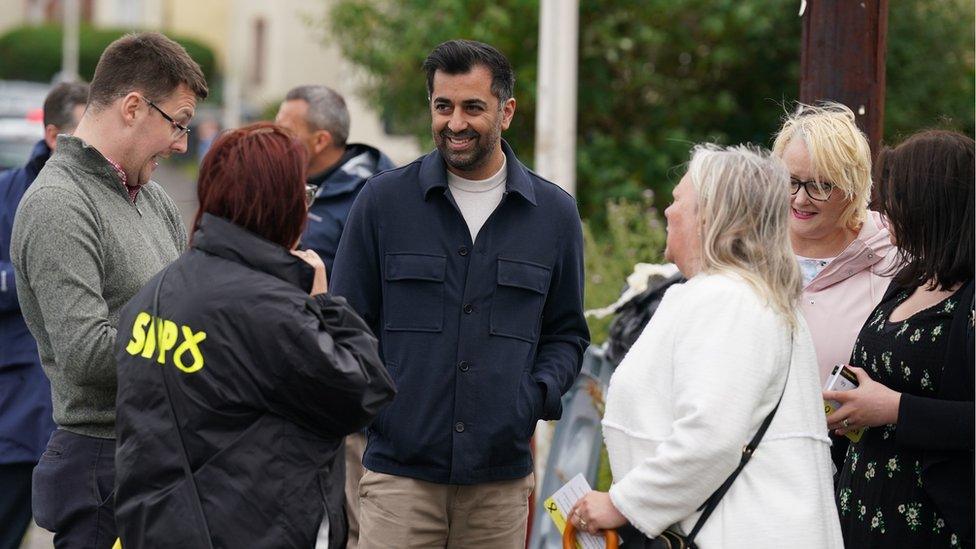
[114,213,395,549]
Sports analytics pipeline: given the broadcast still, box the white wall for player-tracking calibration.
[229,0,420,164]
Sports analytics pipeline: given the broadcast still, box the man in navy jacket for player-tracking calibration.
[331,40,589,548]
[0,80,88,549]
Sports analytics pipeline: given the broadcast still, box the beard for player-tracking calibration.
[434,121,502,176]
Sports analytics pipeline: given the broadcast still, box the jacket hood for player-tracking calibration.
[805,210,897,291]
[309,143,395,200]
[25,139,51,178]
[192,213,315,292]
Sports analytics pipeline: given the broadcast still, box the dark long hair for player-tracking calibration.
[192,122,308,248]
[876,129,974,290]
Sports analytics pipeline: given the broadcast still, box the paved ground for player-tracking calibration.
[19,161,197,549]
[155,160,199,230]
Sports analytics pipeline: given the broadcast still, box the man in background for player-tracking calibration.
[276,85,395,277]
[0,80,88,549]
[275,84,394,549]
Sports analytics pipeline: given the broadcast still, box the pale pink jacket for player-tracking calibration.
[799,211,898,383]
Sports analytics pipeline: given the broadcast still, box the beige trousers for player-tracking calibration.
[344,432,367,549]
[358,469,534,549]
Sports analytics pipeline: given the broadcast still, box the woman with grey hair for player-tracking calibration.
[568,145,842,548]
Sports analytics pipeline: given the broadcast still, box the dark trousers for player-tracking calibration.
[32,429,117,549]
[0,462,33,549]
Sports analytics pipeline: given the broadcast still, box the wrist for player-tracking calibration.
[887,390,902,425]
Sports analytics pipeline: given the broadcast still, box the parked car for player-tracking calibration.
[0,80,49,173]
[0,116,44,173]
[0,80,50,118]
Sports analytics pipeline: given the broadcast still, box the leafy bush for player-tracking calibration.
[584,193,667,344]
[0,25,217,86]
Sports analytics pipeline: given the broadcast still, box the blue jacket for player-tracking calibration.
[331,141,589,484]
[0,139,56,464]
[302,143,395,279]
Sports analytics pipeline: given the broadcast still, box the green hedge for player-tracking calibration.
[0,25,217,85]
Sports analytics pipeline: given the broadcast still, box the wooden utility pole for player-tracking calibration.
[799,0,889,157]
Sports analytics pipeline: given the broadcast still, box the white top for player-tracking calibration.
[447,157,507,242]
[603,272,843,548]
[796,254,835,286]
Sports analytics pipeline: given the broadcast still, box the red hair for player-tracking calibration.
[192,122,308,248]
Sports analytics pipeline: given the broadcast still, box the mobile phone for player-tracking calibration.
[823,364,864,442]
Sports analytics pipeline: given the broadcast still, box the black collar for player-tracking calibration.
[418,139,538,206]
[192,213,315,292]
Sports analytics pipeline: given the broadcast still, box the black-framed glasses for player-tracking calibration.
[790,177,835,201]
[305,184,318,207]
[140,96,190,140]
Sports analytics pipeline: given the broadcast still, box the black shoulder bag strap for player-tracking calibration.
[151,267,216,549]
[684,332,795,545]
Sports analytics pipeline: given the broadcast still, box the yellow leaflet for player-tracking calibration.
[544,497,583,549]
[823,401,864,442]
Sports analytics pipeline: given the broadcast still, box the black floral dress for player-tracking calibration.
[835,289,963,547]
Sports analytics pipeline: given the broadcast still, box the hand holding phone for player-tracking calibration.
[823,364,865,442]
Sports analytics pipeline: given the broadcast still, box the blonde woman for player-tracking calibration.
[569,145,842,548]
[772,102,895,385]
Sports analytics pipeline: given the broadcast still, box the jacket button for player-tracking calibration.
[454,421,465,433]
[458,246,469,256]
[458,360,470,372]
[463,303,473,314]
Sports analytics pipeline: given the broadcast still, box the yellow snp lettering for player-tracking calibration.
[125,311,207,374]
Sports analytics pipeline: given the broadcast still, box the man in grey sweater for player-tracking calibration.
[10,32,208,547]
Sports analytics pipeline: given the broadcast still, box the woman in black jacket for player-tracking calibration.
[114,123,395,549]
[825,130,974,548]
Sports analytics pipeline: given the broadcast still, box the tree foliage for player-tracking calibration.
[319,1,973,340]
[320,0,974,225]
[0,25,218,88]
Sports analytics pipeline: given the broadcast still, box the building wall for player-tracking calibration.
[79,0,421,163]
[226,0,420,163]
[0,0,31,33]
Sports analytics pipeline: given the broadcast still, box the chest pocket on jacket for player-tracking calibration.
[490,258,552,343]
[383,253,446,332]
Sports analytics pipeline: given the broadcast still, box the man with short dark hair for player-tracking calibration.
[10,32,207,547]
[275,84,395,549]
[331,39,589,548]
[0,79,88,549]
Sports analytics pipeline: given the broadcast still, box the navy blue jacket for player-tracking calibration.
[302,143,395,279]
[331,141,589,484]
[0,139,56,464]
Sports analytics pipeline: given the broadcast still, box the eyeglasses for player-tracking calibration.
[305,184,318,207]
[140,96,190,140]
[790,177,835,201]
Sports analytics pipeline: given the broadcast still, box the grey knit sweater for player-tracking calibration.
[11,135,187,439]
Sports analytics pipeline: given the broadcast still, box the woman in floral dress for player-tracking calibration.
[825,130,974,548]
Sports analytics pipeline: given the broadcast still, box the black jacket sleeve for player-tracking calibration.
[896,395,974,451]
[895,282,975,452]
[254,293,395,439]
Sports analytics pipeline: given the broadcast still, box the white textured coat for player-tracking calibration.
[603,273,843,548]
